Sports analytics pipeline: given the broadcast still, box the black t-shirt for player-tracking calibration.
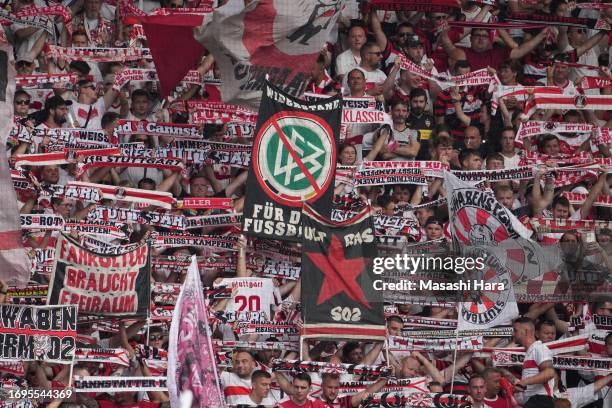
[406,112,434,160]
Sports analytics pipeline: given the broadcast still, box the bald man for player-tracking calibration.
[512,317,555,408]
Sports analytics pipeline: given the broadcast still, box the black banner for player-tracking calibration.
[300,204,385,340]
[242,81,340,241]
[0,304,77,363]
[47,234,151,317]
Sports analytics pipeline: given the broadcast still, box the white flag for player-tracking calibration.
[167,256,225,408]
[196,0,343,109]
[0,30,33,287]
[443,172,525,329]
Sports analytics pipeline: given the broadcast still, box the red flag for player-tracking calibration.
[141,14,205,97]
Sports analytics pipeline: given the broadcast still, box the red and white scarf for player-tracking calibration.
[75,348,130,366]
[176,197,233,210]
[73,181,177,209]
[400,55,499,88]
[389,335,483,352]
[562,192,612,208]
[76,156,186,182]
[16,73,78,89]
[580,76,612,91]
[530,217,612,232]
[524,93,612,118]
[46,45,150,62]
[115,119,202,139]
[154,234,237,249]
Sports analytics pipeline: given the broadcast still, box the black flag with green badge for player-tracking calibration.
[300,204,386,341]
[242,81,341,241]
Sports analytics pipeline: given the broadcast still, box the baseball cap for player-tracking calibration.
[408,35,424,47]
[45,95,72,110]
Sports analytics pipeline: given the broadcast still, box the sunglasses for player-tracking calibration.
[15,100,30,105]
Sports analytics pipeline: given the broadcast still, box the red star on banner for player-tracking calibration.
[306,234,371,309]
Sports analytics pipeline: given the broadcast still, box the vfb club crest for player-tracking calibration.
[252,111,336,206]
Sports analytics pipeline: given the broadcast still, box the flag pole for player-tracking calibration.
[449,305,461,394]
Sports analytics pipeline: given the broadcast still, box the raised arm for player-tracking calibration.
[509,28,552,60]
[579,170,607,218]
[369,10,388,51]
[351,377,388,407]
[576,31,608,59]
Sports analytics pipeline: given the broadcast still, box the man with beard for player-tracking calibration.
[406,88,434,160]
[318,373,388,407]
[39,96,72,130]
[27,96,72,154]
[372,100,419,161]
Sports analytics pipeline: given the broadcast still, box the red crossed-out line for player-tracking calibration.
[270,119,322,195]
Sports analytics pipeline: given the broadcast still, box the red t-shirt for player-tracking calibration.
[484,395,513,408]
[459,46,511,71]
[281,398,328,408]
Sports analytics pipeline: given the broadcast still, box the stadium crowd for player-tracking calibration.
[1,0,612,407]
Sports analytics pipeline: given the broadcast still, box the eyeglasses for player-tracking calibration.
[15,100,30,105]
[367,51,383,56]
[150,334,164,341]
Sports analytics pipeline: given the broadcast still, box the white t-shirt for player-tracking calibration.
[518,340,554,403]
[564,44,600,95]
[232,394,277,406]
[537,78,578,96]
[342,68,387,92]
[220,371,252,406]
[556,383,599,408]
[217,277,281,320]
[502,152,521,169]
[336,49,361,77]
[70,98,106,129]
[9,0,54,63]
